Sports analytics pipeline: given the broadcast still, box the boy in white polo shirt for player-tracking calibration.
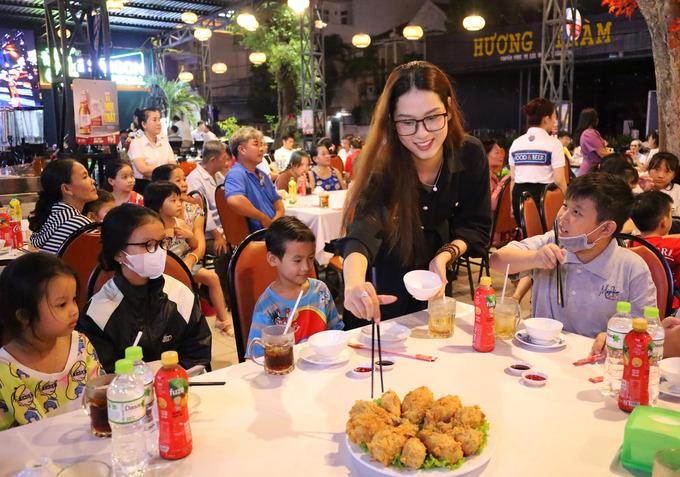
[490,173,656,342]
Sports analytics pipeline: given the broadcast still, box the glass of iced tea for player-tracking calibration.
[247,325,295,375]
[494,297,521,340]
[82,374,115,437]
[427,296,456,338]
[319,192,330,208]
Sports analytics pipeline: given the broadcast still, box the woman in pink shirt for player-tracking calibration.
[575,108,609,175]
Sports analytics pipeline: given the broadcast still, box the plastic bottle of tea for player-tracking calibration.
[473,276,496,352]
[618,318,653,412]
[288,177,297,204]
[154,351,192,459]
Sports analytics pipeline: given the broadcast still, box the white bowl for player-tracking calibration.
[507,361,532,376]
[374,359,395,372]
[523,318,563,344]
[350,363,373,379]
[521,370,548,387]
[660,357,680,386]
[403,270,443,301]
[308,330,349,359]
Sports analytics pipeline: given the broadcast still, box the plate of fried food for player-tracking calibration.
[345,386,495,476]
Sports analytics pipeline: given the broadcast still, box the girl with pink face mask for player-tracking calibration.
[78,204,212,374]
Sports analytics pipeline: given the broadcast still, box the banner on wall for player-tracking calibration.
[72,78,119,145]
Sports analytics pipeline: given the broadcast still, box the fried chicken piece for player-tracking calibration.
[456,405,485,428]
[401,386,434,425]
[367,428,409,467]
[380,390,401,417]
[423,419,455,433]
[400,437,428,469]
[349,400,381,419]
[452,426,484,455]
[423,395,462,429]
[394,419,419,438]
[419,430,464,465]
[346,413,390,446]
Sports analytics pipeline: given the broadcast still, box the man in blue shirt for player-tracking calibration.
[224,127,284,232]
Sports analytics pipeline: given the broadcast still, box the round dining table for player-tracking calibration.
[2,302,678,476]
[284,190,347,265]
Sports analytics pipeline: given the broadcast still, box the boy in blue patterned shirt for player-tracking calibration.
[247,217,343,357]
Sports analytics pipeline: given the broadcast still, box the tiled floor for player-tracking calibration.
[209,259,532,370]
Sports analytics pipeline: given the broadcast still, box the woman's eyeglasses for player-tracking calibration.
[393,113,447,136]
[124,237,172,253]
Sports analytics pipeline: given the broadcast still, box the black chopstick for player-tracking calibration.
[554,219,564,307]
[189,381,226,386]
[371,267,384,394]
[371,320,375,399]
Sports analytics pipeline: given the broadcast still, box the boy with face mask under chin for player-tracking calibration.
[490,173,656,352]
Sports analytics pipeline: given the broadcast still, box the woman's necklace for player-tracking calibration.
[420,160,443,192]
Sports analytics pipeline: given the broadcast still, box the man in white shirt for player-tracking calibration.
[186,139,231,256]
[629,139,647,169]
[204,125,218,141]
[172,115,193,148]
[273,133,295,168]
[192,120,206,142]
[337,133,354,163]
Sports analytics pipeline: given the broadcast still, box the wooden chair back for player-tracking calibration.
[540,183,565,232]
[520,192,545,239]
[215,183,251,248]
[58,222,103,309]
[228,229,317,361]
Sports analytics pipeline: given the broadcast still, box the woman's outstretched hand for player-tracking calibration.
[344,283,397,324]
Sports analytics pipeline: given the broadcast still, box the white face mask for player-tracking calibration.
[122,247,167,279]
[558,221,609,253]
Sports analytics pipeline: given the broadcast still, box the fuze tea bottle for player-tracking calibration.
[618,318,653,412]
[154,351,192,459]
[473,276,496,352]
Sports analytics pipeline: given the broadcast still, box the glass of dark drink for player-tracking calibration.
[247,325,295,375]
[82,374,115,437]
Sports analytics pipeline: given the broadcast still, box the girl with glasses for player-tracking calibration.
[78,204,212,373]
[339,61,492,326]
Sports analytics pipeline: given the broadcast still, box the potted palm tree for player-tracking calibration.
[145,75,206,128]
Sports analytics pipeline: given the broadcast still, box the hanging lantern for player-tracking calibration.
[56,28,71,39]
[287,0,309,13]
[314,19,327,29]
[403,25,423,40]
[178,71,194,82]
[351,33,371,48]
[106,0,123,11]
[249,52,267,65]
[181,12,198,24]
[212,62,228,74]
[463,15,485,31]
[194,28,212,41]
[237,12,258,31]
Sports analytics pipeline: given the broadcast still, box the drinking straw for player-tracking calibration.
[283,289,304,335]
[501,263,510,304]
[133,331,143,347]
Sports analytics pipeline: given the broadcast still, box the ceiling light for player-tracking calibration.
[249,52,267,65]
[194,28,212,41]
[463,15,485,31]
[403,25,423,40]
[212,62,227,74]
[237,12,258,31]
[288,0,309,13]
[181,12,198,24]
[178,71,194,82]
[106,0,123,11]
[351,33,371,48]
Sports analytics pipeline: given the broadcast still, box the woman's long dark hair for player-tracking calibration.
[341,61,465,266]
[28,158,77,232]
[574,107,599,146]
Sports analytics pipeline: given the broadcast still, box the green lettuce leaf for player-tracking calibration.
[390,453,404,469]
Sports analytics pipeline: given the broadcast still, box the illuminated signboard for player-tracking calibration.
[40,49,146,86]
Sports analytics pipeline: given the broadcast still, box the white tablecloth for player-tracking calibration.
[2,303,679,476]
[284,190,347,265]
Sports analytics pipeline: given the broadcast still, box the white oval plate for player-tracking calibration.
[346,428,495,476]
[360,322,411,343]
[299,346,352,365]
[660,381,680,398]
[514,330,566,349]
